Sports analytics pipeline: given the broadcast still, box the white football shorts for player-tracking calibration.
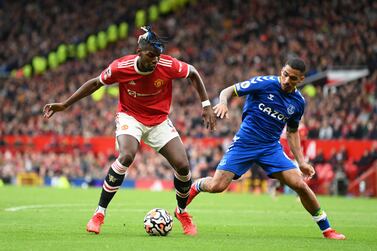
[115,112,180,151]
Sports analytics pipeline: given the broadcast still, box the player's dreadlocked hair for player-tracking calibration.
[138,26,165,53]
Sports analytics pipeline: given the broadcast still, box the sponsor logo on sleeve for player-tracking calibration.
[235,80,251,90]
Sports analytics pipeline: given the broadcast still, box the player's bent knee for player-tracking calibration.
[291,180,309,194]
[117,152,135,167]
[173,161,190,176]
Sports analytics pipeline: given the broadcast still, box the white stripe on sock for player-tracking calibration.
[312,211,327,222]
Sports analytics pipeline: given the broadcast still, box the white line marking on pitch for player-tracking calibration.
[4,204,91,212]
[5,205,377,217]
[4,204,163,212]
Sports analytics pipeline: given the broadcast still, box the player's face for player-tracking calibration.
[138,46,161,72]
[280,65,304,93]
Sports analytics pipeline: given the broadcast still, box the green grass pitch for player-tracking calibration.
[1,186,376,251]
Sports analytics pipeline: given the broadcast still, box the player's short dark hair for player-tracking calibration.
[138,26,165,53]
[286,58,306,73]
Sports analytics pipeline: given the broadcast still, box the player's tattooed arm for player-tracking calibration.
[213,85,237,119]
[43,77,103,118]
[220,85,238,105]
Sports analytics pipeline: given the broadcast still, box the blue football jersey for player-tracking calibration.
[233,75,306,145]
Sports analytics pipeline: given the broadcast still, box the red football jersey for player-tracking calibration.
[99,54,189,126]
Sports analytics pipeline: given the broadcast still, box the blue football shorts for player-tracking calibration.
[217,142,297,179]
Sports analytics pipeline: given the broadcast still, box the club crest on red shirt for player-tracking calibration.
[154,79,165,88]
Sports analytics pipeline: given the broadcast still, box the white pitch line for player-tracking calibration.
[4,204,377,217]
[3,204,172,213]
[4,204,91,212]
[3,204,275,214]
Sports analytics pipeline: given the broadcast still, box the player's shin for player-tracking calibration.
[174,171,192,213]
[97,159,128,214]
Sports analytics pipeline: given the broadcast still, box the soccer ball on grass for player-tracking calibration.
[143,208,173,236]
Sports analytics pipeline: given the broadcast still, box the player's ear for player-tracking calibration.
[300,74,305,82]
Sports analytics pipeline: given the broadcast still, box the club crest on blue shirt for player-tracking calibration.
[287,104,295,115]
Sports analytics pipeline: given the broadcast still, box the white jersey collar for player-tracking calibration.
[134,56,155,75]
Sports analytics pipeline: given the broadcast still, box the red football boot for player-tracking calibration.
[86,212,104,234]
[174,207,197,236]
[323,229,346,240]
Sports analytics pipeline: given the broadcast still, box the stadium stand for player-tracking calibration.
[0,0,376,195]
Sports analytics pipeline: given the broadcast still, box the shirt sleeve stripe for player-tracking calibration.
[233,85,239,96]
[185,65,190,78]
[98,75,106,85]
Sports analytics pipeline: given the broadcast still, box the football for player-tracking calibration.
[143,208,173,236]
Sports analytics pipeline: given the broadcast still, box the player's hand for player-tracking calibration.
[213,103,229,119]
[202,106,217,131]
[298,162,315,180]
[43,103,67,118]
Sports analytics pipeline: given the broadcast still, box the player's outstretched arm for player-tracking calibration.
[43,77,103,119]
[187,65,216,131]
[286,127,315,179]
[213,85,236,119]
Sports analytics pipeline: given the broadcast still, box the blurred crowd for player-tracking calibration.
[0,0,157,73]
[1,0,376,193]
[307,143,377,195]
[0,138,228,183]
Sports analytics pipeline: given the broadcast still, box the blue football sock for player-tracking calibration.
[312,208,331,232]
[195,178,206,192]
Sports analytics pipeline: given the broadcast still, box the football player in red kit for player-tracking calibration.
[43,26,216,236]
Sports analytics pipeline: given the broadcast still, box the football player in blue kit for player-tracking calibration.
[187,58,345,240]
